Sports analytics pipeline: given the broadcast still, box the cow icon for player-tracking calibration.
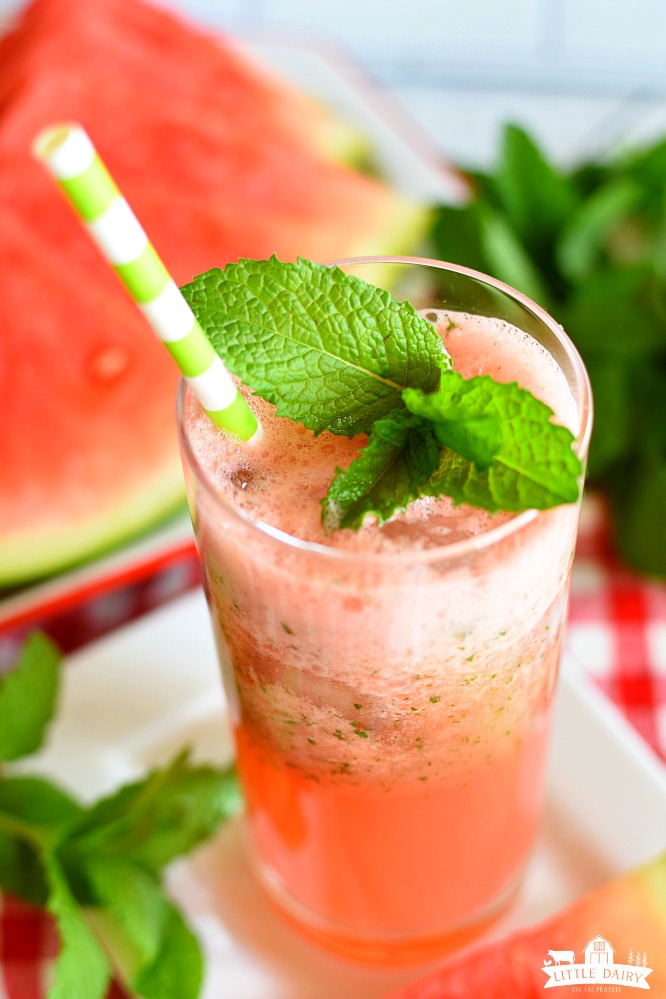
[548,950,576,966]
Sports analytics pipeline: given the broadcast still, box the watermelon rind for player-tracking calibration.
[0,461,185,587]
[343,196,433,285]
[317,113,377,173]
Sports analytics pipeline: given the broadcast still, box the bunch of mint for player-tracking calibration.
[0,632,242,999]
[182,256,581,527]
[430,124,666,578]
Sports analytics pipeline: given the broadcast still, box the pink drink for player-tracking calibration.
[178,259,591,962]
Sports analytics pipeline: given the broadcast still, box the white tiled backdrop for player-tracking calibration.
[2,0,666,165]
[181,0,666,166]
[160,0,663,97]
[2,0,664,96]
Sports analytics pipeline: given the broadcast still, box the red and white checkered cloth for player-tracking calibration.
[568,496,666,757]
[0,496,664,998]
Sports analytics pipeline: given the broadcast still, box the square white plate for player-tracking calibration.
[21,589,666,998]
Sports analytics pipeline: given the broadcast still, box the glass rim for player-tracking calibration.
[176,255,593,567]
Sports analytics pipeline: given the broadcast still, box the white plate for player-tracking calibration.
[0,33,461,630]
[22,590,666,999]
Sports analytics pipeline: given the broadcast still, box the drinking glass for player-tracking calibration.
[177,257,592,963]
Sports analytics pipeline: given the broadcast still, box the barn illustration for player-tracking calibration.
[584,936,615,965]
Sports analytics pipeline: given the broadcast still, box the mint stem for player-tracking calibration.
[84,909,139,997]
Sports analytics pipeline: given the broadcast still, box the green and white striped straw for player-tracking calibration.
[33,123,260,442]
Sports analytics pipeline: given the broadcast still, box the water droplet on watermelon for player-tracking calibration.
[88,346,130,382]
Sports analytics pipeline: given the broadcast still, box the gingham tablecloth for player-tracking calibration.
[0,497,664,998]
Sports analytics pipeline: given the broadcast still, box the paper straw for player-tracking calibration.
[33,123,260,442]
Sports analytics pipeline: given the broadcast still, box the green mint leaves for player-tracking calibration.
[404,371,581,511]
[323,372,580,528]
[185,257,582,528]
[0,635,243,999]
[181,256,448,435]
[431,123,666,577]
[0,632,60,761]
[322,412,440,530]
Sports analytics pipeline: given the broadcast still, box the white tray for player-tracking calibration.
[22,590,666,999]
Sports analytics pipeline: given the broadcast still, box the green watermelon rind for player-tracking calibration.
[320,114,374,179]
[0,461,186,587]
[351,197,432,261]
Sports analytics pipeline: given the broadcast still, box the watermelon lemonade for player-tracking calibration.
[177,258,592,962]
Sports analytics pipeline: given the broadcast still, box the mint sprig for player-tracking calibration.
[404,371,581,512]
[322,412,439,530]
[184,257,582,528]
[181,256,449,435]
[0,635,242,999]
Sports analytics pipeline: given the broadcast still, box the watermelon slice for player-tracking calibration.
[386,853,666,998]
[0,205,183,585]
[0,0,428,584]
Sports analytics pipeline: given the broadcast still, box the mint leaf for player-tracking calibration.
[0,776,82,904]
[562,266,663,360]
[0,632,60,761]
[555,178,641,282]
[475,201,551,307]
[181,256,448,435]
[495,124,579,251]
[583,358,633,478]
[0,776,82,830]
[403,372,503,470]
[404,371,582,512]
[322,412,439,530]
[430,204,487,277]
[612,456,666,578]
[43,849,111,999]
[0,832,45,904]
[83,857,165,968]
[65,752,242,872]
[134,898,203,999]
[131,902,204,999]
[83,856,203,999]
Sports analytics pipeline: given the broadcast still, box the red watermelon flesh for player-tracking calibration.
[0,0,427,584]
[0,204,183,583]
[386,853,666,999]
[0,104,420,289]
[0,86,417,284]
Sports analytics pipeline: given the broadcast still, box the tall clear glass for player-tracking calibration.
[177,257,593,964]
